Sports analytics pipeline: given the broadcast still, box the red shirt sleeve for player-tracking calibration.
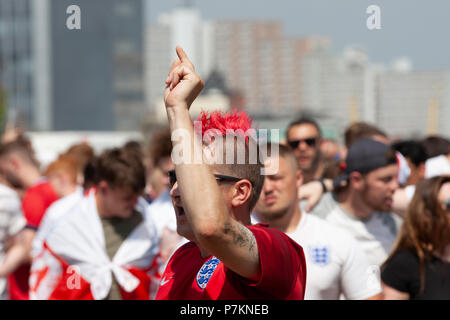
[226,224,307,299]
[22,190,48,229]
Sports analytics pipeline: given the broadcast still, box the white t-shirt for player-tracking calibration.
[425,155,450,178]
[326,205,398,267]
[0,184,26,299]
[288,214,382,300]
[146,189,177,234]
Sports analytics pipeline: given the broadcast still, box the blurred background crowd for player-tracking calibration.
[0,0,449,300]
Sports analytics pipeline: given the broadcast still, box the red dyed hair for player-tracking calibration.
[195,109,265,211]
[195,109,254,144]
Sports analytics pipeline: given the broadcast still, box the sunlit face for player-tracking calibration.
[169,167,239,241]
[100,184,140,218]
[360,164,399,212]
[254,156,300,222]
[286,124,321,172]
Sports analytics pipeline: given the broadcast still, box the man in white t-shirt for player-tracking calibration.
[253,144,382,300]
[318,138,400,267]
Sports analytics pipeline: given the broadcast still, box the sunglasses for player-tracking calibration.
[168,170,243,188]
[287,137,318,149]
[445,199,450,212]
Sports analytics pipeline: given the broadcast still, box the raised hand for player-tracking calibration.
[164,46,205,110]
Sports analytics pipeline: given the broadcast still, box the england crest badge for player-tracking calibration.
[196,256,220,289]
[309,245,330,267]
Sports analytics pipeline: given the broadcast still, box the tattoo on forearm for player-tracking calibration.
[223,222,258,258]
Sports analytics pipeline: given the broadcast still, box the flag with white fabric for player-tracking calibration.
[29,190,161,300]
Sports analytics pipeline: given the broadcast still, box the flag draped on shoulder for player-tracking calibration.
[29,190,161,300]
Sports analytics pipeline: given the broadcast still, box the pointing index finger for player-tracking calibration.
[176,46,194,69]
[176,46,187,60]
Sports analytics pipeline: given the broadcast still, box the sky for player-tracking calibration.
[145,0,450,71]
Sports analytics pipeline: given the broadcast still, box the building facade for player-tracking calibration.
[0,0,145,131]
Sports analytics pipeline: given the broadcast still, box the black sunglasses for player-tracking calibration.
[445,199,450,212]
[168,170,243,188]
[287,137,318,149]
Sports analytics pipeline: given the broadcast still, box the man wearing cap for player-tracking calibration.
[253,144,383,300]
[311,138,400,267]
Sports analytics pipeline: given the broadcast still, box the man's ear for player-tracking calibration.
[98,180,109,194]
[349,172,364,190]
[231,179,252,208]
[9,154,21,171]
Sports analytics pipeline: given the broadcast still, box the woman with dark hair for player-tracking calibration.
[381,175,450,299]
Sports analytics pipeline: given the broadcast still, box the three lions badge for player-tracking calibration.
[196,256,220,289]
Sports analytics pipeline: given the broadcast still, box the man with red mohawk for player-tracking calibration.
[155,47,306,300]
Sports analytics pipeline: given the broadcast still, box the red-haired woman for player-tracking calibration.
[381,175,450,299]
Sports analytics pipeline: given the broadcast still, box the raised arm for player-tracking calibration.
[164,47,260,281]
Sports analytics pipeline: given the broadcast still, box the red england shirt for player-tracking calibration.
[22,180,60,229]
[155,223,306,300]
[8,179,59,300]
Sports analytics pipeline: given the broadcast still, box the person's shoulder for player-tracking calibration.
[249,223,304,252]
[371,211,400,235]
[42,191,82,225]
[425,155,450,178]
[324,202,349,223]
[46,189,82,211]
[249,223,289,240]
[0,183,18,196]
[48,192,92,228]
[381,249,420,281]
[321,192,338,205]
[248,223,282,236]
[304,214,355,242]
[29,179,51,192]
[167,241,198,263]
[149,189,171,205]
[23,179,53,200]
[146,190,173,213]
[0,184,21,208]
[388,249,419,265]
[307,192,338,218]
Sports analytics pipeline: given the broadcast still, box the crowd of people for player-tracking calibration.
[0,46,449,300]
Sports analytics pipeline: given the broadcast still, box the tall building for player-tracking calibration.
[144,6,450,139]
[145,7,328,122]
[0,0,34,128]
[144,6,213,119]
[300,46,380,139]
[212,21,328,116]
[0,0,145,131]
